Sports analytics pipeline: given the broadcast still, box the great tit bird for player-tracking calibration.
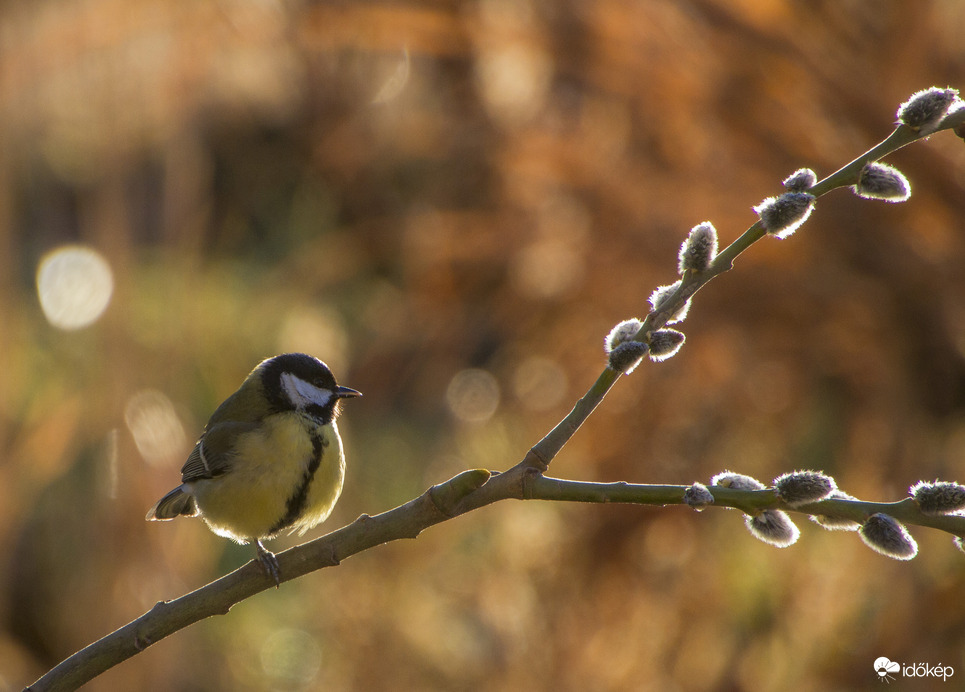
[146,353,360,584]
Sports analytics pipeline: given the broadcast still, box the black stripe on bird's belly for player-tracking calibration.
[268,430,328,536]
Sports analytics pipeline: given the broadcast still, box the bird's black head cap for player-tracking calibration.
[260,353,358,422]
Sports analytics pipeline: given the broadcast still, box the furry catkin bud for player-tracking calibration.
[754,192,815,239]
[607,341,649,374]
[859,513,918,560]
[648,329,685,362]
[745,510,800,548]
[773,470,836,507]
[810,489,861,531]
[910,480,965,515]
[678,222,718,274]
[605,318,643,353]
[710,471,765,491]
[782,168,817,193]
[683,482,715,510]
[897,87,959,134]
[852,162,911,202]
[649,282,691,324]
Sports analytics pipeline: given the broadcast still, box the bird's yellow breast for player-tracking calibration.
[190,412,345,543]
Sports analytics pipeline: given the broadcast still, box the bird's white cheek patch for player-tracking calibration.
[281,372,333,409]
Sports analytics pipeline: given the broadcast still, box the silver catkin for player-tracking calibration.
[678,222,718,273]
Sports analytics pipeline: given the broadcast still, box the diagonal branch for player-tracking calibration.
[523,107,965,478]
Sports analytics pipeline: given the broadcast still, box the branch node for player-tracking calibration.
[523,448,550,473]
[521,467,545,500]
[133,632,153,652]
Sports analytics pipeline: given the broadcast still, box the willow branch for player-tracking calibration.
[524,108,965,475]
[524,475,965,537]
[26,93,965,692]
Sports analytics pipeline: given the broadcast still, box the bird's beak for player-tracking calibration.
[335,386,362,399]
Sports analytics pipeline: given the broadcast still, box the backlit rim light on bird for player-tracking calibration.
[36,244,114,330]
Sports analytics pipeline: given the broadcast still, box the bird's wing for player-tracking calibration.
[180,421,258,482]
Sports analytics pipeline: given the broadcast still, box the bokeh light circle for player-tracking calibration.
[260,628,322,686]
[36,245,114,330]
[124,389,187,467]
[446,368,501,423]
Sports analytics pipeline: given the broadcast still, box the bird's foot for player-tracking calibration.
[255,540,282,587]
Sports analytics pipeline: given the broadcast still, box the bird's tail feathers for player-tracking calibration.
[146,486,197,521]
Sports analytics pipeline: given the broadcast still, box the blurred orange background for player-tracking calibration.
[2,1,965,690]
